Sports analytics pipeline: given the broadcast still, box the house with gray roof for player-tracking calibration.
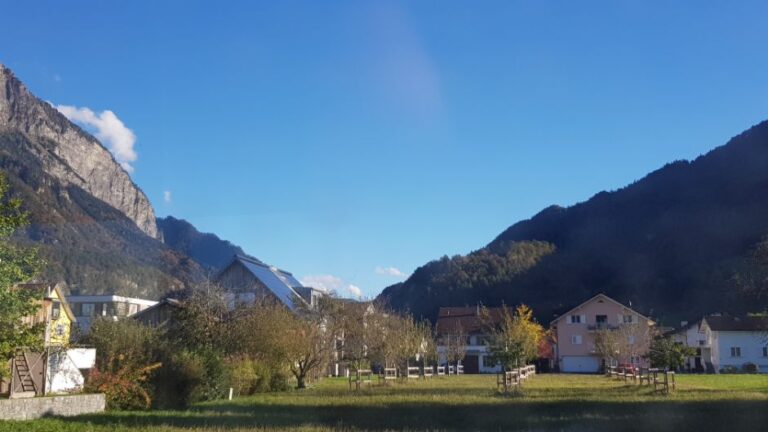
[214,255,322,311]
[698,315,768,373]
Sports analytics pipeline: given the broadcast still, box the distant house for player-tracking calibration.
[132,298,183,327]
[214,255,319,310]
[697,315,768,373]
[66,294,158,334]
[6,283,95,398]
[17,283,76,347]
[435,306,505,374]
[551,293,655,373]
[669,319,709,372]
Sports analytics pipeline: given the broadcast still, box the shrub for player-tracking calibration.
[720,365,739,374]
[742,362,758,373]
[85,363,161,410]
[228,357,260,396]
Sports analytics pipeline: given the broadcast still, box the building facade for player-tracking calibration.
[435,306,504,374]
[66,294,157,334]
[215,254,317,310]
[698,316,768,373]
[551,293,655,373]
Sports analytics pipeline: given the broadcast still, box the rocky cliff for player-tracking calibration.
[0,64,158,238]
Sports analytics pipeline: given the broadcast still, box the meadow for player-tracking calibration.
[3,374,768,432]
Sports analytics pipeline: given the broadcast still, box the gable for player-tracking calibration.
[551,293,653,326]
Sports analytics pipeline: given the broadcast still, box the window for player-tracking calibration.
[628,336,636,345]
[730,347,741,357]
[81,303,94,316]
[55,323,65,336]
[762,347,767,357]
[569,315,583,324]
[596,315,607,324]
[623,314,634,324]
[51,301,61,320]
[571,335,582,345]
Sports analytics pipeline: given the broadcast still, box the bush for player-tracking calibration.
[742,362,758,373]
[85,364,161,410]
[720,365,739,374]
[228,357,260,396]
[153,349,230,409]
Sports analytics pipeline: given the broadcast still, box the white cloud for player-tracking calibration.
[347,284,363,299]
[163,191,172,204]
[300,274,364,299]
[375,266,407,278]
[55,104,138,173]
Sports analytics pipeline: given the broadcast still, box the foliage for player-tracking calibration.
[0,171,43,378]
[649,337,696,370]
[86,318,163,408]
[482,304,544,370]
[381,241,555,322]
[85,363,162,410]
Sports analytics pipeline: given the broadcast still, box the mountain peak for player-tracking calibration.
[0,64,158,238]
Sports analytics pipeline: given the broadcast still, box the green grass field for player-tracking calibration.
[3,374,767,431]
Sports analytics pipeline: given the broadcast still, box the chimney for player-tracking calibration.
[680,321,688,328]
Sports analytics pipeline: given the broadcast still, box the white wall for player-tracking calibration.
[712,331,768,373]
[45,349,95,394]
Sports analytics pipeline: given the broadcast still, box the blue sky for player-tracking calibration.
[2,1,768,299]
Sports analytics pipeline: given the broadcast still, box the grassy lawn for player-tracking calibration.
[3,374,767,431]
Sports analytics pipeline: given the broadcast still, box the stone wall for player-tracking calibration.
[0,393,105,420]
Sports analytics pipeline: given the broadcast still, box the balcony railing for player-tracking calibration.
[587,324,620,331]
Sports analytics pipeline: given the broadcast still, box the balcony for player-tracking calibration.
[587,324,619,331]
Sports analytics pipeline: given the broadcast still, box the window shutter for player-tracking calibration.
[567,315,572,324]
[580,314,586,324]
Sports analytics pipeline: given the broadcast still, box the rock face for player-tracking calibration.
[0,64,158,238]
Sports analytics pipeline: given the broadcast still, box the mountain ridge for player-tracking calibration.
[379,119,768,325]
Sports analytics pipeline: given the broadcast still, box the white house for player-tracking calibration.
[698,315,768,373]
[66,294,158,334]
[669,320,711,372]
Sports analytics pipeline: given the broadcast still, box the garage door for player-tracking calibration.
[561,356,600,373]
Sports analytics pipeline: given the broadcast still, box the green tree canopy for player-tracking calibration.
[0,171,43,378]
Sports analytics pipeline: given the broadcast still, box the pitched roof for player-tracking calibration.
[702,315,768,332]
[16,282,76,322]
[550,293,653,326]
[435,306,506,335]
[222,255,308,310]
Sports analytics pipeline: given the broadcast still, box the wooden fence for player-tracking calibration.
[606,366,675,394]
[496,365,536,393]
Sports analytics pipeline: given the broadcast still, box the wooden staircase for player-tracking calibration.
[10,351,37,398]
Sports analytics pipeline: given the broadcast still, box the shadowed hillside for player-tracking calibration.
[379,120,768,324]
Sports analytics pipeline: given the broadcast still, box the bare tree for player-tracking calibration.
[444,323,468,369]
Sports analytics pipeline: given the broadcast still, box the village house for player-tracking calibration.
[435,306,505,374]
[551,293,655,373]
[669,319,710,372]
[214,254,322,310]
[66,294,158,334]
[3,283,95,398]
[696,315,768,374]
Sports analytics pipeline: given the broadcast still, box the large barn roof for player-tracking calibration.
[230,255,307,310]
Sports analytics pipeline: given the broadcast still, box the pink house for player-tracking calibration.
[551,293,655,373]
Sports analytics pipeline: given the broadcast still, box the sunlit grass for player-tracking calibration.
[3,374,768,431]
